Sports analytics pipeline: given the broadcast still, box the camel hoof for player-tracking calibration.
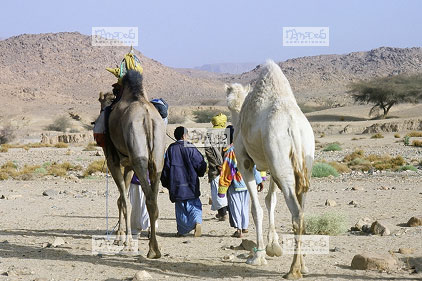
[301,265,309,275]
[283,271,302,280]
[246,255,267,266]
[266,241,282,257]
[147,249,161,259]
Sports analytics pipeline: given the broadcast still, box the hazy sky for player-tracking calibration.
[1,0,421,68]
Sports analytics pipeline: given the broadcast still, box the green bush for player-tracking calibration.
[311,162,339,178]
[323,143,342,151]
[305,212,347,235]
[397,165,417,172]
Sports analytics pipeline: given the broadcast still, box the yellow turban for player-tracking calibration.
[211,113,227,128]
[106,49,143,84]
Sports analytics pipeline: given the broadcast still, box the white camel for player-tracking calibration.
[225,60,315,279]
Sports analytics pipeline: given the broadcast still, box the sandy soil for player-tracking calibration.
[0,125,421,281]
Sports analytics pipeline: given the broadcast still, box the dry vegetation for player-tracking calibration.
[342,149,406,171]
[0,161,82,180]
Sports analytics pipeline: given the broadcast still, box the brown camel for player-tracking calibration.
[98,70,165,259]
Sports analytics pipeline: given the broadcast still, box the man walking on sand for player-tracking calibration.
[160,126,207,237]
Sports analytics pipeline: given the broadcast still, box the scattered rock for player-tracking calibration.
[133,270,153,280]
[50,237,65,247]
[380,186,390,190]
[348,200,357,205]
[398,248,414,255]
[0,195,5,199]
[370,221,391,236]
[240,239,257,251]
[352,186,364,191]
[222,254,235,262]
[407,217,422,227]
[42,189,58,197]
[351,253,397,271]
[331,247,341,252]
[353,217,372,232]
[325,199,337,206]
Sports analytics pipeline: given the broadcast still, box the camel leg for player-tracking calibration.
[132,157,161,259]
[265,178,282,257]
[144,176,161,259]
[116,196,125,242]
[236,145,267,266]
[298,192,308,275]
[272,175,303,280]
[120,166,133,248]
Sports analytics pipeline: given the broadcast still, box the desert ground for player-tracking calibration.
[0,104,421,281]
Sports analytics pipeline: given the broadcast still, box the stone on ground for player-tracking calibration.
[133,270,153,280]
[325,199,337,206]
[351,253,397,271]
[407,216,422,227]
[370,221,391,236]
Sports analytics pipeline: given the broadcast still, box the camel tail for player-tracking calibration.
[289,147,310,197]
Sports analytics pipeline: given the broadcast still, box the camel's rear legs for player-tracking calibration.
[265,178,282,257]
[132,158,161,259]
[235,144,267,266]
[272,175,305,280]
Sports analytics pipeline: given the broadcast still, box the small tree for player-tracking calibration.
[348,74,422,118]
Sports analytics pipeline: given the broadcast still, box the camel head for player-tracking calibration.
[225,83,250,126]
[225,83,250,112]
[98,91,115,110]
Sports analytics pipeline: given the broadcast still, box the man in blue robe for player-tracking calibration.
[160,126,207,237]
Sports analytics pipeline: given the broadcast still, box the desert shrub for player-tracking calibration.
[320,132,325,138]
[343,149,405,171]
[0,124,16,144]
[305,212,347,235]
[328,161,351,173]
[192,110,231,123]
[0,161,18,179]
[397,165,418,172]
[351,137,359,141]
[371,133,384,139]
[323,143,342,151]
[394,133,401,138]
[311,162,339,178]
[343,149,364,162]
[84,160,106,177]
[0,144,10,152]
[54,142,69,148]
[407,131,422,137]
[412,140,422,147]
[46,116,72,132]
[168,115,186,124]
[404,135,410,146]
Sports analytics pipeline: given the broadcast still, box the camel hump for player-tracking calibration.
[121,69,148,100]
[257,59,294,100]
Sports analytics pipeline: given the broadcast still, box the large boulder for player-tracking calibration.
[370,221,391,236]
[351,253,398,271]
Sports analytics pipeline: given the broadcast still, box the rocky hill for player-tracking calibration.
[0,32,225,117]
[0,32,421,119]
[225,47,422,105]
